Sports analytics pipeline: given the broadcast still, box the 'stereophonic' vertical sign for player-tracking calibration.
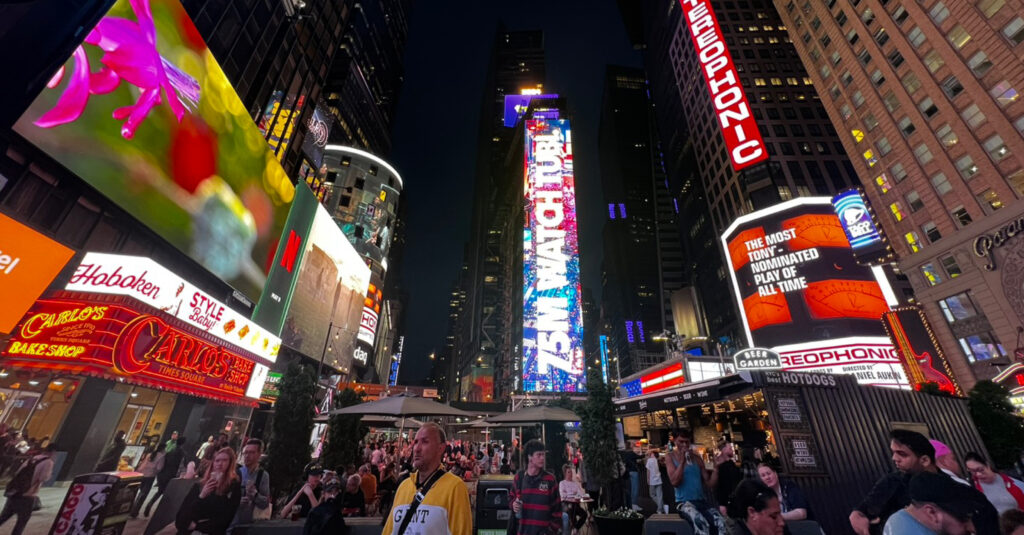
[679,0,769,171]
[523,118,586,393]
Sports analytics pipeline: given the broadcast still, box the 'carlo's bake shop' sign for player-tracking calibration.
[65,252,279,363]
[3,298,267,402]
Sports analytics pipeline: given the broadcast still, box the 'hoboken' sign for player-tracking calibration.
[973,216,1024,270]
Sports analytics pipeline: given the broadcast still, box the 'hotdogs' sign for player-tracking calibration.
[3,298,267,403]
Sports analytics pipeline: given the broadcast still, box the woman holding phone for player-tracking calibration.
[176,447,242,535]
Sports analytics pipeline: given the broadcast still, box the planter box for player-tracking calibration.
[593,515,644,535]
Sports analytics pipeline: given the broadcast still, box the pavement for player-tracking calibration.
[0,484,163,535]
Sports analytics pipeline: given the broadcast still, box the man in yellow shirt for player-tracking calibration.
[383,422,471,535]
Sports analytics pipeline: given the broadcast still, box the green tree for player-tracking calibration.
[321,388,369,471]
[969,380,1024,468]
[267,361,315,499]
[577,367,618,506]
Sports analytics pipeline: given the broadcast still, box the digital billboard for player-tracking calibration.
[13,0,295,299]
[678,0,768,171]
[523,118,585,392]
[3,297,268,404]
[721,198,907,387]
[0,213,75,334]
[832,189,891,265]
[279,203,370,370]
[503,93,559,128]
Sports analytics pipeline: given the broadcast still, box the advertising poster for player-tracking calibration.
[14,0,295,299]
[721,198,907,387]
[0,213,75,334]
[522,118,586,393]
[336,185,400,268]
[300,102,333,167]
[259,91,305,158]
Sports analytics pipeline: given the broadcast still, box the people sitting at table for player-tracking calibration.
[304,480,345,534]
[281,466,323,519]
[560,464,586,535]
[756,463,812,521]
[175,447,242,535]
[340,474,366,517]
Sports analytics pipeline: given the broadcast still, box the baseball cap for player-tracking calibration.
[910,471,982,521]
[306,465,325,477]
[929,440,952,458]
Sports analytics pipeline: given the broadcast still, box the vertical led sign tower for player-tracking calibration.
[523,118,586,392]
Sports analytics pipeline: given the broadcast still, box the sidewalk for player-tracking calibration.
[0,485,156,535]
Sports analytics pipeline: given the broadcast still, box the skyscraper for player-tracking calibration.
[598,66,682,376]
[772,0,1024,388]
[621,0,863,351]
[451,29,546,402]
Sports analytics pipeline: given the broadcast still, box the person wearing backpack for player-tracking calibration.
[229,439,270,533]
[0,443,55,535]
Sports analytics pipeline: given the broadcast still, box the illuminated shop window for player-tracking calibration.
[921,263,943,285]
[904,231,924,252]
[890,201,905,221]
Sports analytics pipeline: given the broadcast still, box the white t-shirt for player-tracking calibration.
[646,457,662,486]
[978,476,1024,514]
[560,479,584,500]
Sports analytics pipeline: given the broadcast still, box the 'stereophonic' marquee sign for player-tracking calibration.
[66,252,279,363]
[679,0,768,171]
[523,118,586,393]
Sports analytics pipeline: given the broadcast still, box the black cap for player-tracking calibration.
[909,472,982,522]
[306,465,324,477]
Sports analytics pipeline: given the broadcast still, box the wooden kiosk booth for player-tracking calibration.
[614,370,987,535]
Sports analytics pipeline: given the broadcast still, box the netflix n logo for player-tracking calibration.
[281,231,302,273]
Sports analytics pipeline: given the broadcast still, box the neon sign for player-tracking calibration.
[679,0,768,171]
[4,298,266,403]
[832,190,883,249]
[522,118,586,392]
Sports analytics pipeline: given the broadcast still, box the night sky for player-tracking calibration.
[390,0,641,384]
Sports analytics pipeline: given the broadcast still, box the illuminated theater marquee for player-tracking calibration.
[523,118,585,393]
[680,0,768,171]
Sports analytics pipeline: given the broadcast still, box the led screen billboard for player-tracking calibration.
[523,118,585,393]
[279,202,370,370]
[721,198,907,387]
[13,0,295,299]
[503,93,559,128]
[0,213,75,334]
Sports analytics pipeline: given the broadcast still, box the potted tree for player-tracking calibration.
[592,506,645,534]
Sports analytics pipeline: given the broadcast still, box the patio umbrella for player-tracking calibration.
[486,405,579,446]
[328,394,475,440]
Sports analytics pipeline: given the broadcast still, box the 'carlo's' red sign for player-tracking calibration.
[3,299,256,400]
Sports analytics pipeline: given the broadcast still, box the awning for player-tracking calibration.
[613,373,755,416]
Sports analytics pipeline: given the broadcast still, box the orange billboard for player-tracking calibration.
[0,213,75,333]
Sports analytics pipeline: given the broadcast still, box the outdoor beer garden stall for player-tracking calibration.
[614,370,988,535]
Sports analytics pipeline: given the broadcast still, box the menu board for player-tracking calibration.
[765,389,827,475]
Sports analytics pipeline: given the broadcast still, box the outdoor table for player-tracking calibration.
[562,496,593,533]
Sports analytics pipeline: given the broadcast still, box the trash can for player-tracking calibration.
[476,474,513,535]
[49,471,142,535]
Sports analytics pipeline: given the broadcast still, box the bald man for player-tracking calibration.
[383,423,471,535]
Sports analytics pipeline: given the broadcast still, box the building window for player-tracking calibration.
[931,172,953,195]
[876,173,893,192]
[1003,17,1024,45]
[875,28,890,45]
[830,51,841,65]
[929,2,950,23]
[940,254,962,277]
[890,201,905,221]
[923,50,945,73]
[918,97,939,118]
[915,143,934,164]
[907,26,927,48]
[878,137,893,155]
[906,190,925,211]
[883,91,901,112]
[952,205,973,226]
[905,231,924,252]
[961,104,986,128]
[835,11,847,25]
[941,76,964,99]
[820,34,832,48]
[1008,169,1024,196]
[984,135,1010,160]
[865,113,880,130]
[841,70,854,86]
[871,69,886,86]
[939,292,979,322]
[923,222,942,243]
[978,0,1005,17]
[902,73,923,94]
[840,104,853,119]
[990,80,1020,106]
[967,51,994,77]
[935,123,959,147]
[858,49,873,65]
[959,333,1008,362]
[862,8,876,25]
[921,263,943,285]
[847,29,860,44]
[977,188,1005,212]
[852,91,866,107]
[899,116,916,136]
[891,162,908,182]
[755,78,767,86]
[947,25,972,49]
[893,5,910,24]
[863,149,878,166]
[956,155,979,179]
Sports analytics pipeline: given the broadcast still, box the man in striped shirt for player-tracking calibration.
[511,440,561,535]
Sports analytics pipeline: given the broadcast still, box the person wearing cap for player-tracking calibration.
[282,466,324,519]
[965,452,1024,514]
[303,479,345,535]
[883,471,986,534]
[932,440,970,486]
[383,422,471,535]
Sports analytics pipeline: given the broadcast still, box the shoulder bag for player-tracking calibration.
[396,469,445,535]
